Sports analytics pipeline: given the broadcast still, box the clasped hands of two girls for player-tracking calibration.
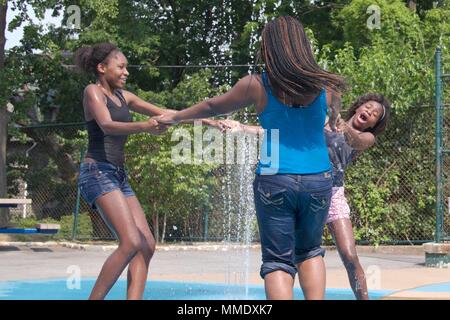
[150,110,345,135]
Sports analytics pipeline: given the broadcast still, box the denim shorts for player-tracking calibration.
[78,161,135,210]
[253,172,332,279]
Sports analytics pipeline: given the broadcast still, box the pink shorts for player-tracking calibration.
[325,187,350,224]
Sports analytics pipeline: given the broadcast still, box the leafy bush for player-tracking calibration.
[11,213,93,241]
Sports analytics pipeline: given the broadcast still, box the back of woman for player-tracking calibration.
[256,72,330,175]
[154,16,346,300]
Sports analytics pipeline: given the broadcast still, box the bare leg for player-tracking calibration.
[88,190,142,300]
[264,271,295,300]
[125,196,156,300]
[296,256,326,300]
[328,218,368,300]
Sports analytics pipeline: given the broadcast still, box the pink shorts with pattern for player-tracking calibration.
[325,187,350,224]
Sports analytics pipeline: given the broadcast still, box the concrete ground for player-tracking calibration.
[0,241,449,299]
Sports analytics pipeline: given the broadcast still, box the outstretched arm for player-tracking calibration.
[84,85,168,136]
[178,118,226,129]
[154,75,259,124]
[123,90,224,129]
[218,119,264,135]
[336,116,375,151]
[343,127,375,151]
[327,90,342,132]
[123,91,174,117]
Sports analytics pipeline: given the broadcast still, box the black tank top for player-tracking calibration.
[85,89,132,167]
[324,129,358,187]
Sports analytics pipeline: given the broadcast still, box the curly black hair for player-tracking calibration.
[74,42,119,75]
[344,93,391,136]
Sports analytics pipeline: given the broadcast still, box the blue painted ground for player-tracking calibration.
[0,279,393,300]
[408,282,450,293]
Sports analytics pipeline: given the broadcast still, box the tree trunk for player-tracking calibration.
[22,129,78,181]
[18,129,79,221]
[408,1,417,12]
[0,108,10,227]
[153,212,159,243]
[0,1,8,227]
[0,0,7,69]
[161,212,167,243]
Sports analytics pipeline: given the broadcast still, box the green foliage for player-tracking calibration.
[422,5,450,50]
[2,0,450,243]
[125,70,227,240]
[343,106,437,244]
[335,0,423,52]
[318,0,449,243]
[136,69,228,109]
[320,39,434,112]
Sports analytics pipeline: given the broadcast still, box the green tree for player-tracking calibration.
[126,69,226,242]
[1,0,128,225]
[318,0,450,243]
[1,0,449,242]
[0,0,8,226]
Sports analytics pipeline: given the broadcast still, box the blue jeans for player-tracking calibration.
[78,161,135,210]
[253,172,332,279]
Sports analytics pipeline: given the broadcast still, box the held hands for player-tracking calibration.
[151,112,247,134]
[329,92,343,132]
[203,119,244,133]
[203,119,239,132]
[144,118,169,135]
[153,112,178,125]
[334,114,348,133]
[328,111,339,132]
[333,114,362,148]
[216,119,245,133]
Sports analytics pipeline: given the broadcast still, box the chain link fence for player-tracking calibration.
[435,47,450,243]
[444,100,450,240]
[341,107,436,244]
[440,80,450,241]
[5,104,440,244]
[443,141,450,242]
[6,123,107,240]
[440,96,450,243]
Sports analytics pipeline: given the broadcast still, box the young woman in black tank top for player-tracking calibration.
[74,43,221,300]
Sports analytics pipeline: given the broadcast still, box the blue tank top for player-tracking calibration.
[255,73,331,175]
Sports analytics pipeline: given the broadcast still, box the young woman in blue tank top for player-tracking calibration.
[155,16,347,300]
[74,43,222,300]
[217,93,391,300]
